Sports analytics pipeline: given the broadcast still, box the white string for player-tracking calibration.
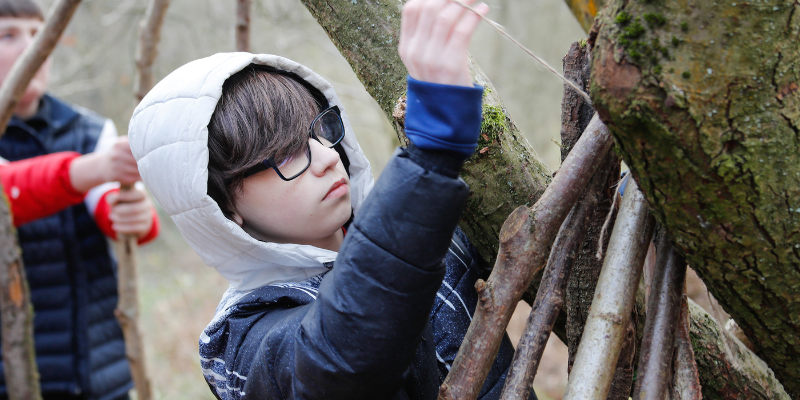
[453,0,593,105]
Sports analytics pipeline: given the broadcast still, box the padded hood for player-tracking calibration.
[129,53,374,291]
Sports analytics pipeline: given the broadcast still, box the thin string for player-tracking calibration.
[452,0,593,105]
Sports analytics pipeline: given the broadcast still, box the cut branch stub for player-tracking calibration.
[563,177,656,400]
[439,114,613,400]
[633,227,688,399]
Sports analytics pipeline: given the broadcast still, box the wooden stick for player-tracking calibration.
[236,0,251,52]
[499,153,616,400]
[0,0,81,133]
[562,177,656,400]
[134,0,170,102]
[115,1,170,399]
[671,281,702,399]
[439,114,613,400]
[633,228,688,399]
[0,2,83,399]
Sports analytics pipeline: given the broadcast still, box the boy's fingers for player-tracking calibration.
[446,1,488,49]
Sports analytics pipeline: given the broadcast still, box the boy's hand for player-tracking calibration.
[399,0,489,87]
[106,188,154,239]
[101,137,141,186]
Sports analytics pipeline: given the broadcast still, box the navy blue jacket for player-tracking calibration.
[0,95,132,400]
[200,146,534,400]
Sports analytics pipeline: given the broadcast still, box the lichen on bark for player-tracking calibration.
[590,0,800,395]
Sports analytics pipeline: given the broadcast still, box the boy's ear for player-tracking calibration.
[230,212,244,227]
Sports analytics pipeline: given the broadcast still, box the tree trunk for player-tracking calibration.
[235,0,251,52]
[590,0,800,395]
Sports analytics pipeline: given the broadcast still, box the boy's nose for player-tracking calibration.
[308,140,341,176]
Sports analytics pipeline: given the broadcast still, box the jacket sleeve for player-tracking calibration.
[0,152,85,227]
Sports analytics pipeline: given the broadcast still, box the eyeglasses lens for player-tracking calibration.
[275,146,311,178]
[312,109,345,147]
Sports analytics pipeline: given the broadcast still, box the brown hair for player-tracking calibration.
[0,0,43,20]
[207,65,326,218]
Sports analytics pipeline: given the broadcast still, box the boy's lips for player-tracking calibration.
[324,178,348,200]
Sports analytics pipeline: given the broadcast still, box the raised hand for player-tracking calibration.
[399,0,489,87]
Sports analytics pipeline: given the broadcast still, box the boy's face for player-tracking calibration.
[231,139,352,251]
[0,17,50,118]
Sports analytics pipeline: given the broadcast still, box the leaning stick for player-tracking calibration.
[0,1,82,399]
[438,114,613,400]
[562,178,656,400]
[114,1,170,400]
[671,282,702,399]
[499,153,616,400]
[632,228,687,399]
[236,0,252,52]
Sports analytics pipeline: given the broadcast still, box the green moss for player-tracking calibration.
[653,65,663,74]
[615,11,632,25]
[643,13,666,27]
[621,21,646,38]
[680,21,689,32]
[672,36,681,47]
[682,71,692,79]
[479,105,508,147]
[578,38,588,48]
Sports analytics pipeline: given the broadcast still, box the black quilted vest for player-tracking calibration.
[0,95,132,400]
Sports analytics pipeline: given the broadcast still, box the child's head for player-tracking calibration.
[207,65,352,249]
[0,0,48,118]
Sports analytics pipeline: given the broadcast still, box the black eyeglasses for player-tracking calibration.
[243,106,345,180]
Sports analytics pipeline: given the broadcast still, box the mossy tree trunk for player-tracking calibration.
[590,0,800,396]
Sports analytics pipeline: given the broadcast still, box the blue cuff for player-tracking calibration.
[405,76,484,160]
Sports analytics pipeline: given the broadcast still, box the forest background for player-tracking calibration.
[32,0,708,398]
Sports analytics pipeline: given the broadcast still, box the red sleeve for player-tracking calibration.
[93,188,160,245]
[0,152,85,227]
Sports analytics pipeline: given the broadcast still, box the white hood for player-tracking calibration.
[128,53,374,291]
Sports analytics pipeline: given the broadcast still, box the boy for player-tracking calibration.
[130,0,533,398]
[0,1,159,399]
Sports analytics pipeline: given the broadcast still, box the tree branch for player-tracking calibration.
[236,0,251,52]
[439,114,614,400]
[0,0,81,133]
[134,0,170,102]
[563,178,656,400]
[671,282,701,400]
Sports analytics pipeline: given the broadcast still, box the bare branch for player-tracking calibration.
[562,178,656,400]
[439,114,614,400]
[500,153,616,400]
[236,0,252,52]
[0,0,82,134]
[134,0,170,102]
[633,228,687,399]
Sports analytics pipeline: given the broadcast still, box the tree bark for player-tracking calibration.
[235,0,251,52]
[0,213,39,400]
[0,1,84,398]
[590,0,800,395]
